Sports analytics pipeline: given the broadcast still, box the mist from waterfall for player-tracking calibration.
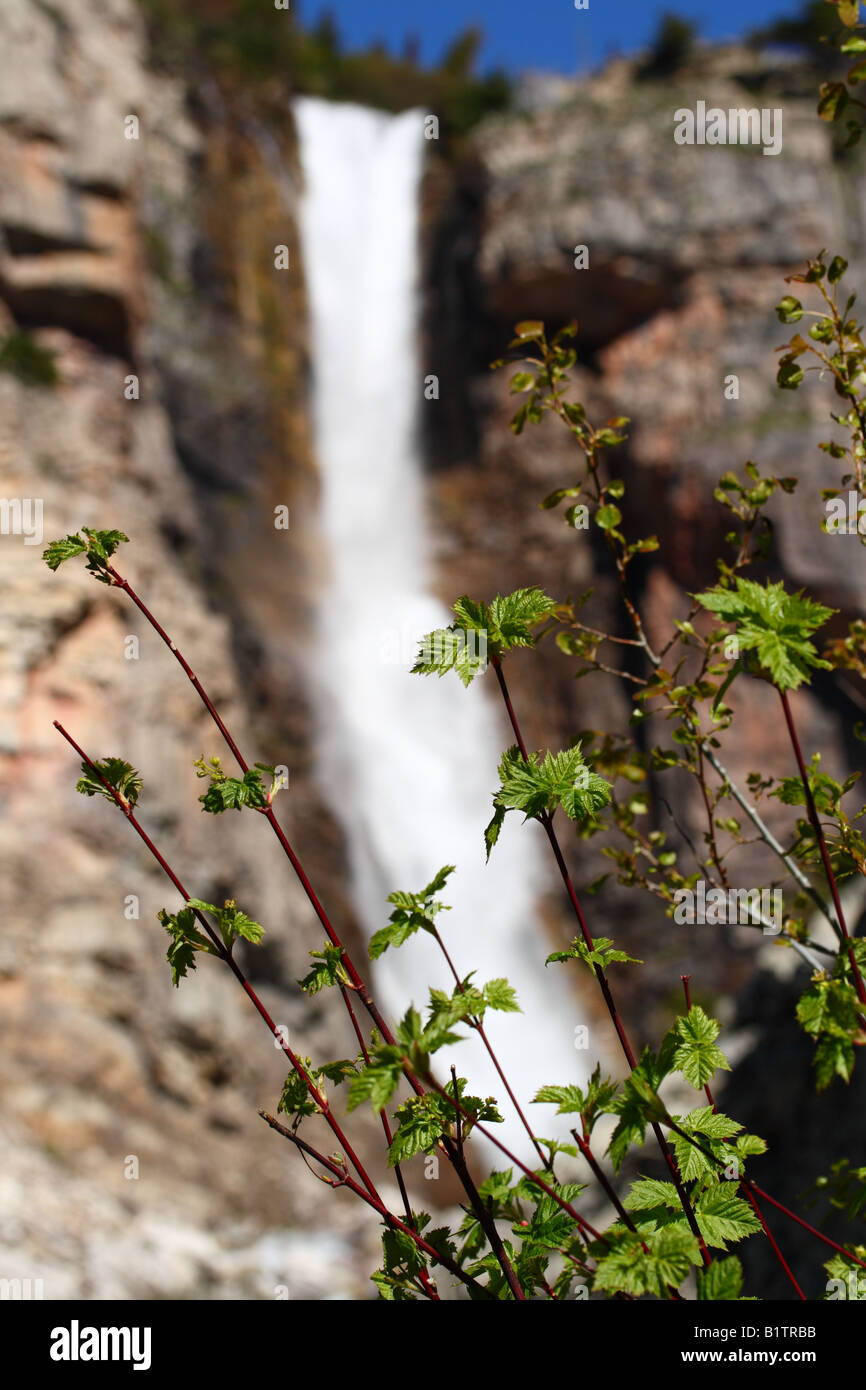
[294,97,590,1160]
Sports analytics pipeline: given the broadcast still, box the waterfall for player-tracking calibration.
[294,97,590,1160]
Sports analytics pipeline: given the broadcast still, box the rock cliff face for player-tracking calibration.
[1,2,864,1299]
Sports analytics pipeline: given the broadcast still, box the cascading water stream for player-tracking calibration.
[294,97,590,1160]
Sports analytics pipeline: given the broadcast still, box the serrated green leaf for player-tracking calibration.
[157,905,219,986]
[624,1178,680,1211]
[695,1187,762,1251]
[547,934,642,973]
[193,756,269,813]
[483,978,521,1013]
[370,868,454,959]
[492,743,612,825]
[694,579,835,691]
[298,944,349,994]
[593,1224,700,1297]
[76,756,143,810]
[672,1007,731,1089]
[42,533,87,571]
[697,1255,744,1300]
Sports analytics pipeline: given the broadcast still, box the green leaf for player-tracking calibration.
[484,802,506,861]
[671,1007,731,1089]
[533,1066,618,1132]
[593,1225,701,1298]
[76,756,143,810]
[43,527,129,584]
[185,897,264,951]
[369,867,454,959]
[278,1063,322,1120]
[823,1249,866,1298]
[606,1048,674,1172]
[42,533,87,571]
[427,978,486,1030]
[533,1083,587,1115]
[541,487,581,510]
[492,743,612,825]
[694,578,835,691]
[777,358,805,389]
[818,82,849,122]
[596,503,622,531]
[775,296,803,323]
[415,589,557,684]
[815,1034,856,1090]
[547,935,642,974]
[624,1178,680,1212]
[697,1255,744,1301]
[510,371,535,392]
[157,905,219,986]
[837,0,861,28]
[695,1187,762,1251]
[81,527,129,562]
[488,588,558,650]
[298,944,349,994]
[193,756,269,813]
[796,973,860,1090]
[388,1094,450,1164]
[347,1050,405,1112]
[828,255,849,285]
[671,1106,743,1181]
[483,978,521,1013]
[412,624,488,686]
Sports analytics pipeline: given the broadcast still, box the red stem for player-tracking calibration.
[423,1072,604,1245]
[57,720,508,1296]
[259,1111,485,1298]
[102,562,540,1292]
[105,562,417,1072]
[680,977,806,1300]
[778,689,866,1007]
[661,1109,866,1271]
[54,720,384,1206]
[489,653,711,1267]
[747,1182,866,1269]
[742,1189,806,1301]
[432,926,550,1171]
[339,984,438,1299]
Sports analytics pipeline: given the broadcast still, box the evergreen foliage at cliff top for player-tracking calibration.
[751,0,847,59]
[138,0,511,137]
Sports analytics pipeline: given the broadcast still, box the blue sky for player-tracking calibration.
[301,0,806,75]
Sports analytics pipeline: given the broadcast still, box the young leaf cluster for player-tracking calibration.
[412,588,557,687]
[42,527,129,584]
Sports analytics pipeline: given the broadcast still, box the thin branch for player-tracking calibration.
[103,560,415,1072]
[338,984,438,1300]
[258,1112,484,1298]
[431,925,551,1172]
[779,689,866,1007]
[659,1111,866,1272]
[680,977,805,1301]
[54,720,385,1207]
[701,741,836,934]
[422,1072,604,1248]
[489,653,712,1268]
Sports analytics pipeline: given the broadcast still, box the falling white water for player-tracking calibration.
[295,97,590,1161]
